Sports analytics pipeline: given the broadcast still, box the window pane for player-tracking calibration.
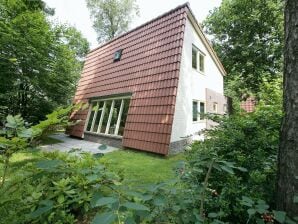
[199,53,205,72]
[192,46,197,69]
[92,101,104,132]
[193,101,198,122]
[86,103,97,131]
[100,100,112,133]
[118,99,130,136]
[108,100,122,135]
[200,102,205,120]
[223,104,227,113]
[213,103,218,113]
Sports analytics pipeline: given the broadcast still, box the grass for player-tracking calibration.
[1,147,185,186]
[100,150,185,186]
[0,148,43,183]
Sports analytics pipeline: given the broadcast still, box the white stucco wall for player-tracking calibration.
[170,18,224,143]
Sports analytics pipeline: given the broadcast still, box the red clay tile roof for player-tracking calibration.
[68,3,188,154]
[240,97,256,112]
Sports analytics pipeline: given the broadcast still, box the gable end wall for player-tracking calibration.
[170,17,224,144]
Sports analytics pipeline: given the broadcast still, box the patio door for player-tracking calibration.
[85,97,130,137]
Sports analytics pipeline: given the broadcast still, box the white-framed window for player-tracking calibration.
[85,96,131,137]
[193,100,205,122]
[223,104,227,113]
[192,44,205,73]
[213,102,218,113]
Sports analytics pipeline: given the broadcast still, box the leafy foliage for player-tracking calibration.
[0,152,120,223]
[0,81,290,223]
[86,0,139,43]
[0,104,86,187]
[204,0,283,97]
[180,81,283,223]
[0,0,89,123]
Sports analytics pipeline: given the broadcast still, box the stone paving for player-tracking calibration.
[40,133,119,154]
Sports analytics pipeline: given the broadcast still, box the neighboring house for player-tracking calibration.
[68,3,227,155]
[240,97,256,112]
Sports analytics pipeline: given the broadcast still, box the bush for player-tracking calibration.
[181,80,283,223]
[0,151,121,223]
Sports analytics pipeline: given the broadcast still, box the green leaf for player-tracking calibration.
[256,218,265,224]
[125,217,136,224]
[141,194,153,201]
[220,165,234,174]
[208,212,218,218]
[122,202,150,211]
[36,160,64,170]
[6,115,17,128]
[86,174,99,182]
[93,153,104,158]
[273,210,286,223]
[241,196,254,207]
[256,203,269,213]
[294,196,298,203]
[284,216,298,224]
[57,194,65,204]
[236,166,248,172]
[98,144,107,150]
[91,192,102,208]
[18,128,33,138]
[8,58,17,62]
[91,212,117,224]
[153,196,166,206]
[92,197,118,207]
[30,200,53,218]
[247,208,256,217]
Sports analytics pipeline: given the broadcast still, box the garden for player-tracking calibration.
[1,0,297,223]
[1,80,296,224]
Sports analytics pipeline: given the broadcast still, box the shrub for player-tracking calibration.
[0,151,121,223]
[181,81,283,223]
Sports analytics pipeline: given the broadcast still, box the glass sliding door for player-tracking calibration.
[108,99,122,135]
[85,96,130,137]
[92,101,104,132]
[86,103,98,131]
[118,99,130,136]
[100,100,112,134]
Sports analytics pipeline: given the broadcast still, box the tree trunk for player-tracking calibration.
[276,0,298,218]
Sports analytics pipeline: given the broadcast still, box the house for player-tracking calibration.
[68,3,227,155]
[240,97,256,112]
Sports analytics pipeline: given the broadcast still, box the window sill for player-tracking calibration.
[84,131,123,139]
[192,120,206,124]
[192,68,205,75]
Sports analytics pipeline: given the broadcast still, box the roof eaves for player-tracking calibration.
[185,5,227,76]
[89,2,190,54]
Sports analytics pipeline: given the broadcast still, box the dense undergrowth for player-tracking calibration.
[1,80,296,223]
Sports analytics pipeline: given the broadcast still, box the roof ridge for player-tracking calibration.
[89,2,189,53]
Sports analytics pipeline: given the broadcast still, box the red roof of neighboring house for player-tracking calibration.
[68,3,224,154]
[240,97,256,112]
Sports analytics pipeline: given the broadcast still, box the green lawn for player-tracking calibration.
[100,150,185,186]
[0,149,43,182]
[2,148,185,186]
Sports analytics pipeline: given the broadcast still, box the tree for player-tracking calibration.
[86,0,139,43]
[0,0,89,123]
[203,0,283,98]
[276,0,298,218]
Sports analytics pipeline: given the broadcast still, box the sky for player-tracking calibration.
[44,0,222,49]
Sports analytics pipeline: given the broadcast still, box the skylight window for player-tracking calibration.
[114,49,123,62]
